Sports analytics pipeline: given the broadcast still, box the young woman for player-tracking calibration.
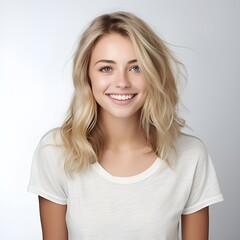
[28,11,223,240]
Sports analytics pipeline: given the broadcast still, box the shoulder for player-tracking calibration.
[40,127,63,146]
[174,133,208,156]
[28,128,68,204]
[34,128,65,169]
[172,133,210,169]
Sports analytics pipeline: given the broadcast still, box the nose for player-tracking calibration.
[116,71,131,89]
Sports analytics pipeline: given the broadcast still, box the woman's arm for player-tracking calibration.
[181,207,209,240]
[39,196,68,240]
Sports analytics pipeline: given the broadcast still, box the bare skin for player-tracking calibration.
[182,207,209,240]
[39,196,67,240]
[98,110,157,177]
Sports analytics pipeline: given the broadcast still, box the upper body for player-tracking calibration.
[28,129,223,240]
[28,11,223,240]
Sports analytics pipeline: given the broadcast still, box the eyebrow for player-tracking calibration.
[95,59,138,65]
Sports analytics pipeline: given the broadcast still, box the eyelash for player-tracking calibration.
[99,65,140,73]
[130,65,140,72]
[100,67,111,72]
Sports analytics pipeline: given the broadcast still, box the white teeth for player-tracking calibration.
[109,94,134,100]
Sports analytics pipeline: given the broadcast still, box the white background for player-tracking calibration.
[1,0,239,239]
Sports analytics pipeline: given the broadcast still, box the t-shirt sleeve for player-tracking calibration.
[182,142,224,215]
[27,135,68,205]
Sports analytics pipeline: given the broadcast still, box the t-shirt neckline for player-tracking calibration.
[91,158,161,184]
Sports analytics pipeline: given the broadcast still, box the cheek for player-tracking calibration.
[89,74,99,93]
[139,79,147,93]
[91,85,100,102]
[91,75,110,93]
[90,80,108,104]
[91,81,106,96]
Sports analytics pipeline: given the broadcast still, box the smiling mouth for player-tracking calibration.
[108,94,136,100]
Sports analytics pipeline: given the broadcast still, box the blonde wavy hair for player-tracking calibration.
[60,11,185,174]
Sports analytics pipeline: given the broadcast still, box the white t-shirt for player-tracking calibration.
[28,129,223,240]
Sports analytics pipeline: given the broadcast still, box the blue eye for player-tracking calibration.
[100,67,111,72]
[130,65,140,72]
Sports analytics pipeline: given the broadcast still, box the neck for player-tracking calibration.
[99,111,146,150]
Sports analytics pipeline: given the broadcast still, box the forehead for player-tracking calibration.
[90,33,137,61]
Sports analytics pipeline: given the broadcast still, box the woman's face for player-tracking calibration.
[88,33,146,120]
